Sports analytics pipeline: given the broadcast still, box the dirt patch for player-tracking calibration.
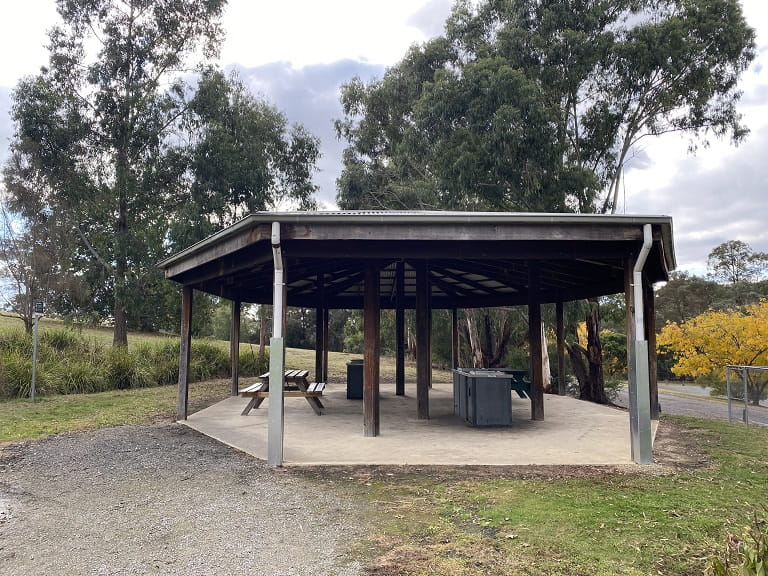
[367,545,435,576]
[651,417,713,471]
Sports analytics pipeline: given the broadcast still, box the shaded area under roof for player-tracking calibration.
[159,211,676,308]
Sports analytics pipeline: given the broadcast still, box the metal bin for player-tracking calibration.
[453,369,512,426]
[346,359,364,399]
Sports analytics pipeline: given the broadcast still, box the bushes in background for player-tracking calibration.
[0,327,269,399]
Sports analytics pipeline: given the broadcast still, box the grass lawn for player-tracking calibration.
[337,417,768,575]
[0,313,179,348]
[0,379,232,444]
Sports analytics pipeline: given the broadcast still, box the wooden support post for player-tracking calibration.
[415,261,430,419]
[177,286,193,420]
[644,280,659,420]
[315,306,324,384]
[315,273,325,383]
[230,299,241,396]
[322,308,329,382]
[451,308,459,369]
[528,266,544,420]
[556,301,565,396]
[364,263,381,437]
[395,260,405,396]
[428,293,433,389]
[624,257,636,430]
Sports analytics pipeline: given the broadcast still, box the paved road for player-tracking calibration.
[615,385,768,427]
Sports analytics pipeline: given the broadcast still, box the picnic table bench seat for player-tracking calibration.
[239,382,326,398]
[239,370,325,416]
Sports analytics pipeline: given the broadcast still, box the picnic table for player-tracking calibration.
[239,369,326,416]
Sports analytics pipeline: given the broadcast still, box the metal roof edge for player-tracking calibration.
[158,210,676,270]
[248,210,674,225]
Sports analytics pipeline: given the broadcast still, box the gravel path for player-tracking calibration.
[0,424,367,575]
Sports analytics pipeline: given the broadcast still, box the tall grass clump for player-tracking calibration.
[0,324,267,399]
[0,327,32,355]
[58,356,109,394]
[135,340,179,386]
[40,328,87,353]
[240,346,269,376]
[189,340,230,381]
[0,349,34,397]
[105,346,152,390]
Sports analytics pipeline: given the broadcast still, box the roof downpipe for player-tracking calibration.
[268,221,285,466]
[271,221,285,338]
[630,224,653,464]
[633,224,653,339]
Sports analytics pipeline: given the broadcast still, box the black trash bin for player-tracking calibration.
[346,359,363,399]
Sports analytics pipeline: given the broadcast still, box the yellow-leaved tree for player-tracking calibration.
[657,300,768,404]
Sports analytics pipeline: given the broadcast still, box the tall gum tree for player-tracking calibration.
[7,0,226,345]
[335,0,756,397]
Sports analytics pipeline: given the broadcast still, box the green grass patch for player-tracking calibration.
[0,379,231,444]
[360,417,768,575]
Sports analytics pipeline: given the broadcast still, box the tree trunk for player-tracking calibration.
[566,342,590,398]
[258,304,267,357]
[584,299,607,404]
[565,300,608,404]
[464,309,512,368]
[465,310,485,368]
[541,321,552,393]
[113,146,129,347]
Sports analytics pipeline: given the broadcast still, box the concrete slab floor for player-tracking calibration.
[183,382,654,466]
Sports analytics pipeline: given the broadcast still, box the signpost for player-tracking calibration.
[31,301,44,402]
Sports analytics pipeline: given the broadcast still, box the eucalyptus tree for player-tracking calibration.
[335,0,755,397]
[338,0,755,214]
[5,1,323,343]
[169,69,320,248]
[6,0,227,345]
[707,240,768,285]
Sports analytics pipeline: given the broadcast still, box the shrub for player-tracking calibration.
[104,347,151,390]
[40,328,84,353]
[58,357,108,394]
[0,324,267,399]
[189,340,229,381]
[0,350,65,397]
[239,346,269,376]
[135,340,180,387]
[0,328,32,355]
[0,350,31,397]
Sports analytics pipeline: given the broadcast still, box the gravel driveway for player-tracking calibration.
[0,424,367,575]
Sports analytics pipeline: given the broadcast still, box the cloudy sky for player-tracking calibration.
[0,0,766,275]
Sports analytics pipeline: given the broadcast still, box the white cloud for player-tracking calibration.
[219,0,448,70]
[625,122,768,272]
[0,1,59,86]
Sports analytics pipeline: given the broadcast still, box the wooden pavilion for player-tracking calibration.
[159,211,676,465]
